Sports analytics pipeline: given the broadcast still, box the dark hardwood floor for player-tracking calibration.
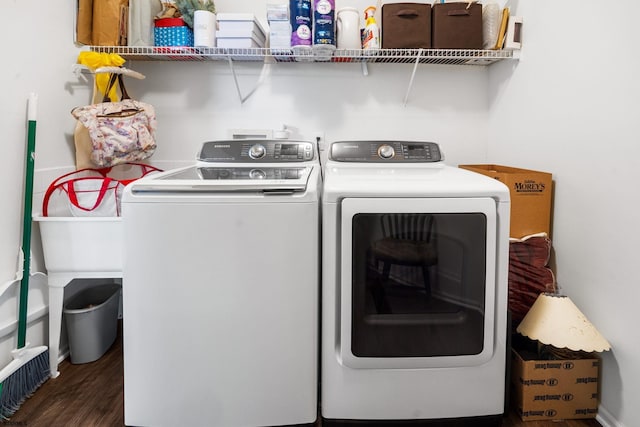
[10,324,602,427]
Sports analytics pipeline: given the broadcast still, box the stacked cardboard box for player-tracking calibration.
[267,2,292,50]
[511,349,600,421]
[216,13,266,48]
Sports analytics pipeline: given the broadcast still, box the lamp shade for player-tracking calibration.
[516,293,611,352]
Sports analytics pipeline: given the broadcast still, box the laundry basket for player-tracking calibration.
[64,283,121,364]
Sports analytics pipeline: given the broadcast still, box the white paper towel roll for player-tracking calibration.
[482,2,501,50]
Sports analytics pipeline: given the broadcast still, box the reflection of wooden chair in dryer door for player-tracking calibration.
[371,214,438,298]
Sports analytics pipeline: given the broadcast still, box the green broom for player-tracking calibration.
[0,93,49,419]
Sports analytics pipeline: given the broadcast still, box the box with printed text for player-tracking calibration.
[511,349,600,421]
[458,164,553,238]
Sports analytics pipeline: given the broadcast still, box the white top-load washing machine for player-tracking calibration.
[321,141,510,426]
[122,140,320,427]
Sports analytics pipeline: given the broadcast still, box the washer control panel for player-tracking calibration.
[198,167,305,180]
[198,140,315,163]
[330,141,442,163]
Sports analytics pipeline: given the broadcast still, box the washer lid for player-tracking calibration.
[129,165,315,193]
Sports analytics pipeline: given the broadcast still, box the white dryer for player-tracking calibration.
[122,140,320,427]
[321,141,510,426]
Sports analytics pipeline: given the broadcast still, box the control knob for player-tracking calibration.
[249,169,266,179]
[377,144,395,159]
[248,144,266,159]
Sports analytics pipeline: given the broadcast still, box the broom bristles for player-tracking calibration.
[0,349,49,419]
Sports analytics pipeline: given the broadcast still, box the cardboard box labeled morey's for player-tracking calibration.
[512,349,600,421]
[459,164,552,238]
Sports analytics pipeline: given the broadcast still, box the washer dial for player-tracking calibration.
[377,144,395,159]
[248,144,266,159]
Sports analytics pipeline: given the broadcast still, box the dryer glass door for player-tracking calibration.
[339,197,498,369]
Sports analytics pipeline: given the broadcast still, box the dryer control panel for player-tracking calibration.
[198,140,315,163]
[330,141,442,163]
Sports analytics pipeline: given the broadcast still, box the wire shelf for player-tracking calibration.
[88,46,516,65]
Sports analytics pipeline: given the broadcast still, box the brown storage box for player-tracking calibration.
[458,164,552,239]
[382,3,431,49]
[512,349,600,421]
[431,2,482,49]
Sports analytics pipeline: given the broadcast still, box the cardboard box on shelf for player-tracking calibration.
[216,13,266,39]
[511,348,600,421]
[216,33,264,49]
[216,28,266,48]
[458,164,552,239]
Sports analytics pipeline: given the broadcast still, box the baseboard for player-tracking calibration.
[322,415,503,427]
[597,405,625,427]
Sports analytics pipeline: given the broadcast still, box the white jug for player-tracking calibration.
[193,10,217,48]
[336,7,361,50]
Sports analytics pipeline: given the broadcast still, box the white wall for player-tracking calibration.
[1,0,635,426]
[489,1,639,426]
[2,0,488,367]
[1,0,81,366]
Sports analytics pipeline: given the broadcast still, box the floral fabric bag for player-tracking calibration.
[71,73,157,168]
